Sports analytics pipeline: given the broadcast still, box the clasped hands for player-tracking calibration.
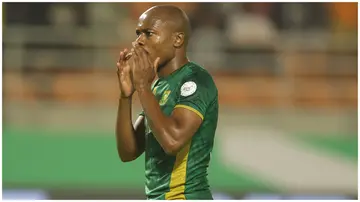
[116,43,160,98]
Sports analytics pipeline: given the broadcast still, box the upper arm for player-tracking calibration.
[169,74,216,151]
[170,107,203,149]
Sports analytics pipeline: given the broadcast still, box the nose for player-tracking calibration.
[135,33,145,46]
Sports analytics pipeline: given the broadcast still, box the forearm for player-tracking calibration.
[137,88,179,153]
[115,97,140,161]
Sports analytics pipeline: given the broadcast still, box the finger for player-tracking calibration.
[116,62,122,73]
[125,52,133,60]
[133,49,140,70]
[133,45,141,57]
[123,48,128,57]
[129,57,135,80]
[138,47,147,68]
[140,47,150,66]
[119,51,124,63]
[124,47,133,61]
[123,48,131,64]
[129,46,135,57]
[133,47,144,74]
[144,50,153,68]
[124,59,132,74]
[132,41,137,50]
[125,47,135,60]
[132,57,138,77]
[136,46,151,67]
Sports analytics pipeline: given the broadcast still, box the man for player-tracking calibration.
[115,5,218,200]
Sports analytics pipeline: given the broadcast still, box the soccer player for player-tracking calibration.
[115,5,218,200]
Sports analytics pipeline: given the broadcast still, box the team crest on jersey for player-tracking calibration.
[159,90,171,105]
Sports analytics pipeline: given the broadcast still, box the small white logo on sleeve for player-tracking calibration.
[180,81,197,97]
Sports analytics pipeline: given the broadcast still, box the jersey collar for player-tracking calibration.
[158,61,191,81]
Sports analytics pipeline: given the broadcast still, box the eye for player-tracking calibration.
[136,30,140,36]
[145,31,153,37]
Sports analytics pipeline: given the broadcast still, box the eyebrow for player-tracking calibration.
[136,28,156,33]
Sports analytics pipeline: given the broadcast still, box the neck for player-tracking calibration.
[157,53,189,78]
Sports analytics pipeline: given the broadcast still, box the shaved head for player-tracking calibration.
[133,5,191,72]
[141,5,191,46]
[143,5,191,45]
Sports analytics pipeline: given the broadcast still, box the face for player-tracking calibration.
[134,12,176,67]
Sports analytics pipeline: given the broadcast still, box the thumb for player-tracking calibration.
[153,57,160,72]
[117,62,122,72]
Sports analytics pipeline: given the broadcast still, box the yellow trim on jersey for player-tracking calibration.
[174,105,204,120]
[165,141,192,200]
[152,86,158,94]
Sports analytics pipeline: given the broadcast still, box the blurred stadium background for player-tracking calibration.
[2,2,358,200]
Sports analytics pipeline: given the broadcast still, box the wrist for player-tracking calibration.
[119,94,133,100]
[136,83,151,93]
[137,87,152,97]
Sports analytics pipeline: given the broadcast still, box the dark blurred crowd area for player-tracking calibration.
[4,2,357,71]
[3,3,357,105]
[4,3,357,33]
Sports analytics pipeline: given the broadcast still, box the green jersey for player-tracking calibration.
[141,62,218,200]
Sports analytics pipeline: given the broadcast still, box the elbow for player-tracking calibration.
[163,141,181,156]
[157,129,182,155]
[119,155,135,162]
[117,147,137,162]
[118,152,136,162]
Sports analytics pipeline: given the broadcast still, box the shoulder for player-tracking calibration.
[179,62,218,97]
[182,62,217,88]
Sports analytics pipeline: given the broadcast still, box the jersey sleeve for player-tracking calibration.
[175,74,216,120]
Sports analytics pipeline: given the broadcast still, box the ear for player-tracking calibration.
[173,32,185,48]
